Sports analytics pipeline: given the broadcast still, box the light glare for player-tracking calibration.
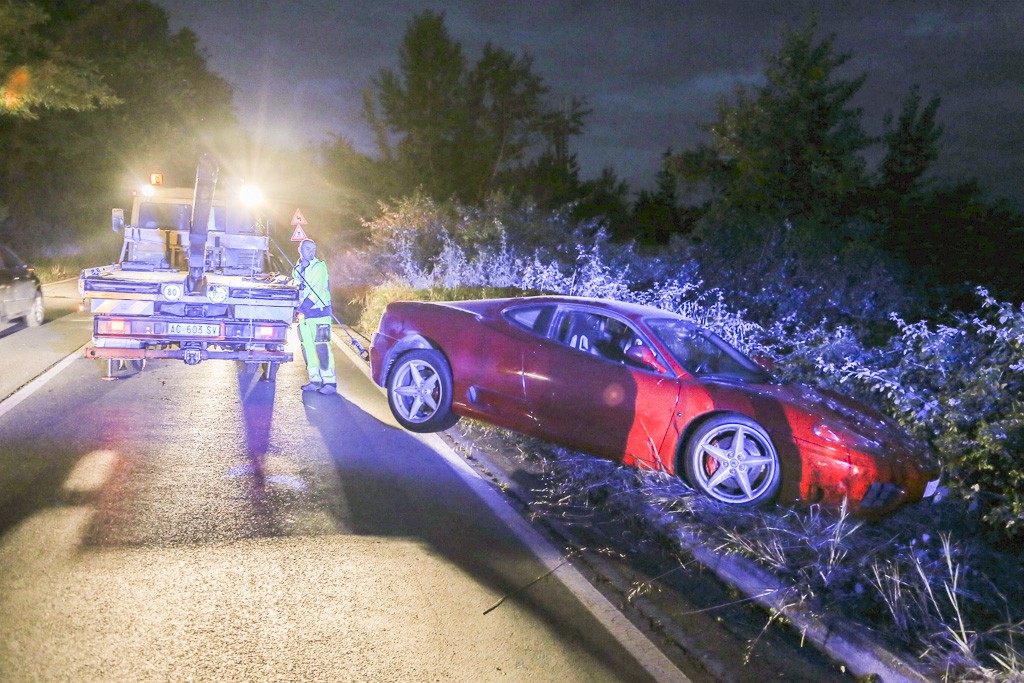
[239,184,263,207]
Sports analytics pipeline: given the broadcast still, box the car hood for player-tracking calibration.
[703,377,935,466]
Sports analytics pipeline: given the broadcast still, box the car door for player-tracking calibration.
[522,306,681,469]
[449,303,550,434]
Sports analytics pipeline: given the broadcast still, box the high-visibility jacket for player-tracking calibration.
[293,257,332,318]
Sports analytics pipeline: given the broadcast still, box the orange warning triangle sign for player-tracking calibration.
[290,224,308,241]
[290,208,308,225]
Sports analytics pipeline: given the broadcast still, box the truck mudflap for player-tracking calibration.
[84,346,293,365]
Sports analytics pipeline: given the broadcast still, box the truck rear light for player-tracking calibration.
[97,319,129,335]
[224,323,287,341]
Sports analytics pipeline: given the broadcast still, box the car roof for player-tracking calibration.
[438,295,683,325]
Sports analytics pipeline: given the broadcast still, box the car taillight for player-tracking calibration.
[256,325,276,339]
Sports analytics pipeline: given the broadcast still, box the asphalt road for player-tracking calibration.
[0,281,677,682]
[0,281,851,682]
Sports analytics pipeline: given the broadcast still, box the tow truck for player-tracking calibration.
[78,156,300,379]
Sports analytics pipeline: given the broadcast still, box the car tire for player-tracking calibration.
[24,291,44,327]
[386,349,459,433]
[682,413,781,507]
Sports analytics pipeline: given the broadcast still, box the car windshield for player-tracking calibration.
[646,318,771,383]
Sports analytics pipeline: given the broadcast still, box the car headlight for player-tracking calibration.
[161,283,184,301]
[207,285,229,303]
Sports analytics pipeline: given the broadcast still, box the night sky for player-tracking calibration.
[154,1,1024,204]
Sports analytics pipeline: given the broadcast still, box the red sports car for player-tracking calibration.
[370,296,940,514]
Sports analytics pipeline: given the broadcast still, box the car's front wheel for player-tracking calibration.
[24,291,44,327]
[682,414,781,507]
[386,349,459,433]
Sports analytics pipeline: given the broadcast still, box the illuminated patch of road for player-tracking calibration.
[62,449,119,494]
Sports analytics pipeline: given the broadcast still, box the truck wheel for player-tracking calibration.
[260,362,280,382]
[99,358,145,380]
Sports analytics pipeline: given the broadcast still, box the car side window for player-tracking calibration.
[553,310,644,364]
[505,304,554,336]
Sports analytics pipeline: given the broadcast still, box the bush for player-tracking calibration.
[356,193,1024,541]
[809,290,1024,539]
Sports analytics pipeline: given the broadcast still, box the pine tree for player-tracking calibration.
[678,19,872,223]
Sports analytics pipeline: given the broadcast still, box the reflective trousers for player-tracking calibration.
[297,315,336,385]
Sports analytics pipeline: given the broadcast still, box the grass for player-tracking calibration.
[32,252,110,284]
[464,424,1024,682]
[33,259,74,284]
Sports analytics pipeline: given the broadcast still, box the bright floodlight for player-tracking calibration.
[239,184,263,207]
[140,184,156,197]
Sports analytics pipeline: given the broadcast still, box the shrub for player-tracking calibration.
[356,194,1024,540]
[811,290,1024,539]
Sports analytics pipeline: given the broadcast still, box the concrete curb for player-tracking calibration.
[673,529,930,682]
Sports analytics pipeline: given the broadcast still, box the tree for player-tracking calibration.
[0,0,237,255]
[362,10,583,204]
[0,0,118,119]
[877,86,943,200]
[884,180,1024,308]
[466,43,549,197]
[506,96,589,210]
[318,134,391,237]
[677,19,872,223]
[630,149,690,245]
[574,167,630,236]
[367,10,468,200]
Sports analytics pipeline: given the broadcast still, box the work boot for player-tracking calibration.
[318,383,337,395]
[301,382,321,392]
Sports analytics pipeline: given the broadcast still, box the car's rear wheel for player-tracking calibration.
[387,349,459,433]
[683,414,781,507]
[24,291,43,327]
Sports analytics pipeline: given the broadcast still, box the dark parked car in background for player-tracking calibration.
[0,244,44,327]
[370,295,941,516]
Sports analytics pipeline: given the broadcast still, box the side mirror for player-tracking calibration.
[624,344,668,374]
[752,353,776,372]
[112,208,125,232]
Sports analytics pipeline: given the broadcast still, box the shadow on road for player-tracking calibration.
[0,358,654,681]
[298,387,654,681]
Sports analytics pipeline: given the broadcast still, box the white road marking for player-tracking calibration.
[0,342,89,420]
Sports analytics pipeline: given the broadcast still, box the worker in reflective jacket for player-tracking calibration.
[293,239,337,394]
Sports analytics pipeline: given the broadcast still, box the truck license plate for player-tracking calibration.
[167,322,222,337]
